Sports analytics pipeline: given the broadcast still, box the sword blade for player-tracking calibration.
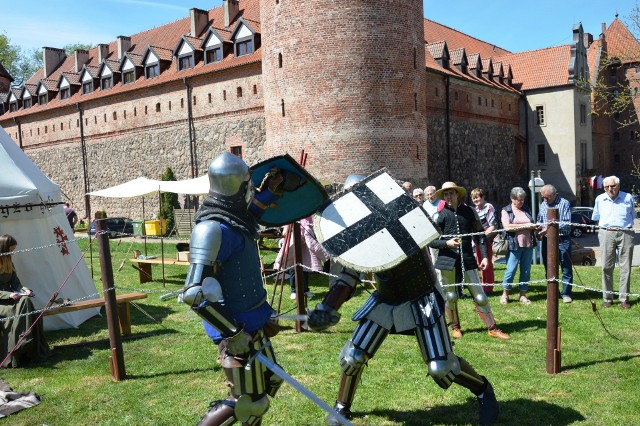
[254,352,354,426]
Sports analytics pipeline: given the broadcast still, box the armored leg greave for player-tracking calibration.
[336,319,389,409]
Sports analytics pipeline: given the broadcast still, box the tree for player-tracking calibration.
[160,167,181,236]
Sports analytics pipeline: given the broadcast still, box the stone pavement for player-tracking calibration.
[572,217,640,267]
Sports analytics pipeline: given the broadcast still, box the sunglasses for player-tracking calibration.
[604,185,618,189]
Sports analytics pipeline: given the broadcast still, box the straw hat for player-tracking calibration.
[434,181,467,200]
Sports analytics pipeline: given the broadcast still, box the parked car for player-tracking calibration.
[88,217,134,238]
[571,240,596,266]
[571,206,594,217]
[570,212,595,238]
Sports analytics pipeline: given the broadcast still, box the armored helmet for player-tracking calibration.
[207,152,253,205]
[344,174,367,190]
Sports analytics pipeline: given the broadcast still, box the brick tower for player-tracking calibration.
[260,0,428,184]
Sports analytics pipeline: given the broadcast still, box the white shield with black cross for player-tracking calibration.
[314,170,440,272]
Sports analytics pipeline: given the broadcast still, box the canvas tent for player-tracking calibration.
[0,126,99,330]
[88,175,209,198]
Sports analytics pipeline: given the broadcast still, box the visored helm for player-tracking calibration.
[208,152,254,206]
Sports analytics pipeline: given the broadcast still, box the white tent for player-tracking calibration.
[88,175,209,198]
[0,126,99,330]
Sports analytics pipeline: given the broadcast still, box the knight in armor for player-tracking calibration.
[308,175,500,426]
[182,152,309,426]
[428,182,510,340]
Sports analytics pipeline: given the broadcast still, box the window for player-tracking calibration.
[237,87,243,98]
[82,82,92,94]
[9,103,17,112]
[478,96,481,106]
[60,88,70,100]
[178,55,194,70]
[208,93,212,103]
[536,143,546,164]
[580,104,587,125]
[223,90,227,101]
[23,98,32,109]
[113,111,117,120]
[435,87,439,97]
[205,47,222,64]
[155,103,160,112]
[146,64,159,79]
[253,85,257,95]
[39,93,48,105]
[414,93,418,111]
[278,52,283,68]
[230,146,242,158]
[535,105,545,126]
[281,99,285,117]
[123,71,135,84]
[101,77,113,90]
[236,39,253,56]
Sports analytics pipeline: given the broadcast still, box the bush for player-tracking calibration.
[160,167,181,235]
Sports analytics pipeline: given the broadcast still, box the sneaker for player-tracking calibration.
[477,377,499,425]
[602,300,613,308]
[488,328,510,340]
[621,301,631,309]
[452,328,463,339]
[499,295,509,305]
[290,292,297,300]
[562,295,573,304]
[519,295,532,305]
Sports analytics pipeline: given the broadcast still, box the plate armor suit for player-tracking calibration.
[183,152,306,426]
[308,175,499,425]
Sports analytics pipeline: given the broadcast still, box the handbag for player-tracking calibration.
[491,231,508,256]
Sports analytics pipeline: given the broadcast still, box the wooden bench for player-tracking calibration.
[129,251,190,284]
[43,292,148,336]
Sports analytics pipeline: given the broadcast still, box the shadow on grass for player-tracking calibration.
[462,318,547,336]
[562,353,640,371]
[45,329,179,364]
[365,398,585,425]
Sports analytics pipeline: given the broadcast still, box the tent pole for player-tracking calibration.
[142,197,147,256]
[158,189,166,287]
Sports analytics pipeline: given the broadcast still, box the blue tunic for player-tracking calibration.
[203,223,272,342]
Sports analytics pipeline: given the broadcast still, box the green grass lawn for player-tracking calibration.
[2,236,639,425]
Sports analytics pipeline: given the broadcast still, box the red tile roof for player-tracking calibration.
[604,18,640,63]
[1,0,261,119]
[495,45,572,91]
[424,18,511,58]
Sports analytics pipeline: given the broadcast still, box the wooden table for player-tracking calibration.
[129,256,190,284]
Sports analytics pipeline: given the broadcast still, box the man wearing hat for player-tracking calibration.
[428,182,510,340]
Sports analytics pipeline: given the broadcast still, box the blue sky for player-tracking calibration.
[1,0,636,54]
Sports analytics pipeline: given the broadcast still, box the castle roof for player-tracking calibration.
[3,0,262,119]
[495,45,573,91]
[604,17,640,63]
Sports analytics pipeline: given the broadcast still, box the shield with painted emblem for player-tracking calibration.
[314,170,440,272]
[249,154,329,227]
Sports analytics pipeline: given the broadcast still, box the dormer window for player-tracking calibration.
[101,76,113,90]
[206,47,222,64]
[178,55,193,70]
[176,39,196,71]
[231,19,258,57]
[39,93,48,105]
[145,64,159,78]
[202,29,225,65]
[9,103,17,112]
[23,98,32,109]
[60,88,70,99]
[123,71,135,84]
[82,81,93,94]
[236,39,253,56]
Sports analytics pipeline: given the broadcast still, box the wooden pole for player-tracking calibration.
[545,208,560,374]
[96,218,127,381]
[292,221,306,332]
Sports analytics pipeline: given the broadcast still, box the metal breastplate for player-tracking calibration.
[218,233,266,312]
[374,251,436,305]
